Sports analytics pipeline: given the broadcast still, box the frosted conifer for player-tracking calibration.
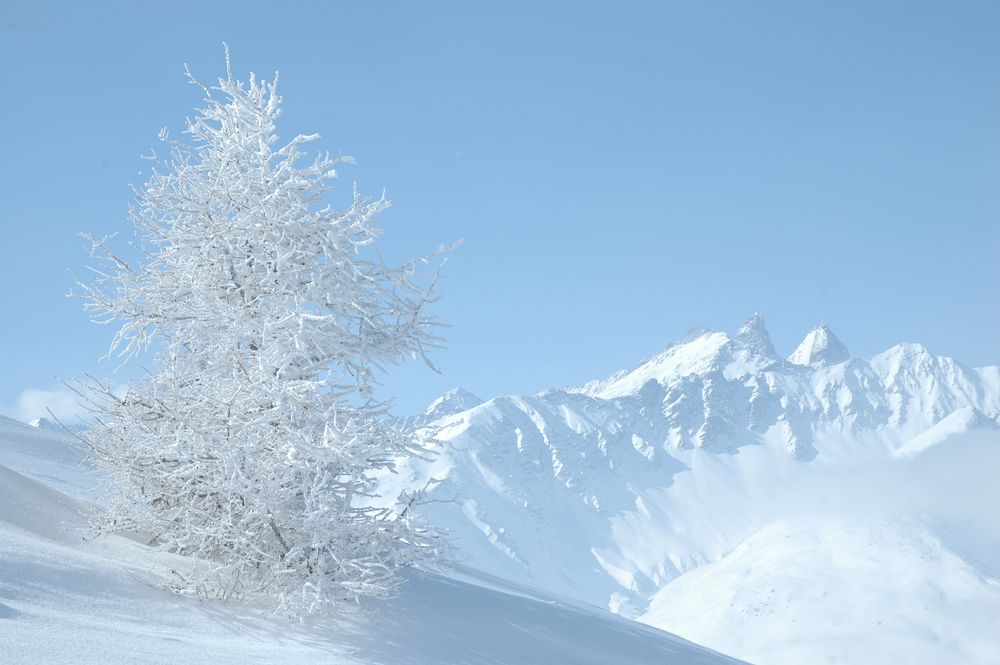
[76,50,445,614]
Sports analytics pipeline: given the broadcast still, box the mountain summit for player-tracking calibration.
[788,323,851,368]
[423,387,484,420]
[731,312,780,373]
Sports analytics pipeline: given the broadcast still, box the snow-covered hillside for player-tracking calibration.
[642,511,1000,665]
[395,316,1000,664]
[0,415,744,665]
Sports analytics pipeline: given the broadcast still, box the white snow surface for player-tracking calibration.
[397,316,1000,664]
[0,416,743,664]
[641,513,1000,665]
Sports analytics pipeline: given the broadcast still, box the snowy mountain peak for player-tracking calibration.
[731,312,779,371]
[788,323,851,368]
[28,417,63,432]
[736,312,768,337]
[423,387,484,420]
[679,325,712,343]
[574,330,731,399]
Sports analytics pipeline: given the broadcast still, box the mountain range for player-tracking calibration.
[390,314,1000,664]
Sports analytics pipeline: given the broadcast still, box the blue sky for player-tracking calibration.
[1,1,997,419]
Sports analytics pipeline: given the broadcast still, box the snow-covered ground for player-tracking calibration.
[0,415,743,665]
[641,513,1000,665]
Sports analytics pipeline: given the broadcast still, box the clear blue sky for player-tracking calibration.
[1,1,997,419]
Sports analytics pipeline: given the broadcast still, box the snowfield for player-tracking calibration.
[0,415,743,665]
[641,511,1000,665]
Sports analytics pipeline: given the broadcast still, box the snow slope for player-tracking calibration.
[397,316,1000,664]
[641,515,1000,665]
[0,416,744,665]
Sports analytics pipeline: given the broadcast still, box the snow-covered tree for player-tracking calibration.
[76,52,446,614]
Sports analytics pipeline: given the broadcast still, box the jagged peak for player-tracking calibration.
[788,323,851,369]
[733,312,778,360]
[738,312,767,335]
